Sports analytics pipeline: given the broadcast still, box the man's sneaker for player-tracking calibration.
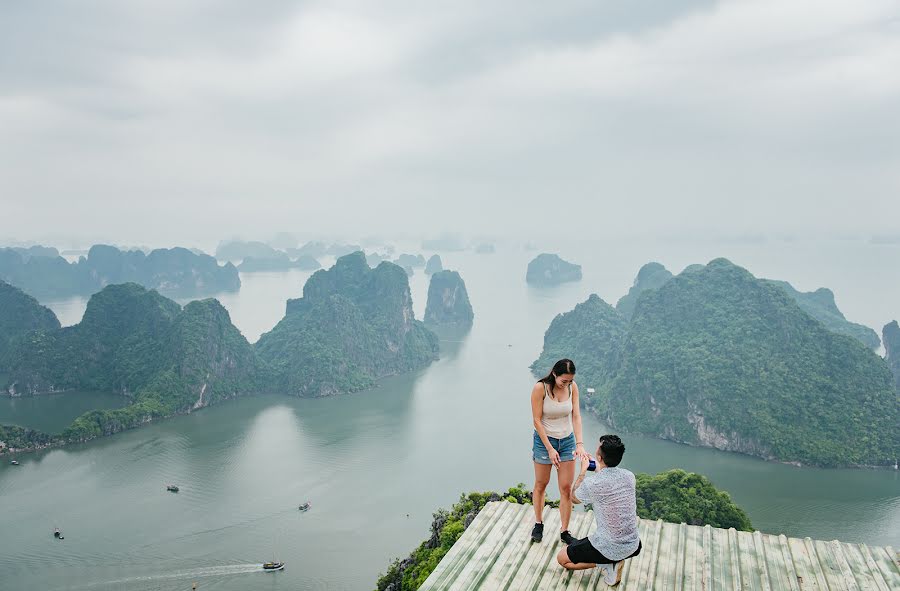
[530,522,544,543]
[603,561,624,586]
[560,530,576,545]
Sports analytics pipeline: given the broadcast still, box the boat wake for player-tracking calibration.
[76,563,265,587]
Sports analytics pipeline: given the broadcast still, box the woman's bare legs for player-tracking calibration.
[557,460,575,532]
[532,462,552,523]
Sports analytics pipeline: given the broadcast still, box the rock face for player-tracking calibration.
[366,252,389,267]
[4,284,258,400]
[531,294,627,395]
[257,252,439,396]
[614,261,880,349]
[424,271,474,328]
[607,259,898,467]
[534,258,899,467]
[237,253,321,272]
[288,241,328,259]
[883,321,900,392]
[0,245,240,298]
[0,280,60,366]
[215,240,280,261]
[616,263,674,320]
[525,254,582,286]
[395,254,426,268]
[424,255,443,275]
[3,283,260,444]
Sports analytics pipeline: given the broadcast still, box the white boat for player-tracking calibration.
[262,561,285,571]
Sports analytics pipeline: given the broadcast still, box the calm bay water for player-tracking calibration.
[2,239,898,590]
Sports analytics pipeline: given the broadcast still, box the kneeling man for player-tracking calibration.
[556,434,641,586]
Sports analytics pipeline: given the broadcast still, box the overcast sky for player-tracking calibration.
[1,0,898,247]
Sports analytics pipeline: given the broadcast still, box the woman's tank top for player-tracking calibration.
[541,383,573,439]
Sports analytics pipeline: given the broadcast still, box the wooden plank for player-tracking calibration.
[419,501,898,591]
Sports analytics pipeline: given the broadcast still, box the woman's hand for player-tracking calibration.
[548,448,561,467]
[575,443,588,461]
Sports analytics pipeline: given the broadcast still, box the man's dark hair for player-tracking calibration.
[597,434,625,467]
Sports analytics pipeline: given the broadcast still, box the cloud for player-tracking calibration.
[0,0,897,244]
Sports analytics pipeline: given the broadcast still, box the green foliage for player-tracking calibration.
[0,245,239,299]
[634,470,752,531]
[615,262,674,320]
[534,259,899,467]
[424,271,473,327]
[375,484,542,591]
[0,280,60,367]
[0,424,56,451]
[526,253,582,285]
[531,294,627,409]
[3,284,261,447]
[882,321,900,392]
[764,280,880,349]
[375,473,751,590]
[258,253,439,397]
[610,259,899,467]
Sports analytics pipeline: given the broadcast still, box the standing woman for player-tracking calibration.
[530,358,586,544]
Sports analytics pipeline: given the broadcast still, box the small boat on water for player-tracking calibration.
[10,460,18,466]
[53,527,64,540]
[166,484,179,493]
[262,561,285,571]
[298,501,311,512]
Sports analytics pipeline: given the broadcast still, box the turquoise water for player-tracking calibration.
[0,391,126,434]
[1,240,898,590]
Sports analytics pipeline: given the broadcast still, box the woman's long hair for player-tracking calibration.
[538,358,576,398]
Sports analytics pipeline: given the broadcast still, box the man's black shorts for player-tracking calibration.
[566,538,642,565]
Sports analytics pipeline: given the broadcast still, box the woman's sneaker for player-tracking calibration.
[560,530,575,545]
[603,561,624,586]
[530,522,544,543]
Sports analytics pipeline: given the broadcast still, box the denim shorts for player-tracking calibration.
[533,431,576,464]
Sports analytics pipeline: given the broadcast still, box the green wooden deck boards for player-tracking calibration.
[419,501,899,591]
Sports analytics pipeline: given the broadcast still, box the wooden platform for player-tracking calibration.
[419,501,899,590]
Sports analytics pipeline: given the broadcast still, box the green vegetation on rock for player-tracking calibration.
[376,471,750,590]
[763,280,880,349]
[616,262,674,320]
[215,240,281,261]
[2,284,262,448]
[531,294,626,407]
[257,252,439,397]
[0,280,60,367]
[534,259,899,467]
[611,259,898,467]
[634,469,751,531]
[424,255,443,275]
[526,253,582,286]
[0,245,239,298]
[424,271,473,328]
[376,485,541,591]
[882,321,900,392]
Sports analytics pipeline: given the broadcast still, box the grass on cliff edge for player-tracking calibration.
[376,470,752,591]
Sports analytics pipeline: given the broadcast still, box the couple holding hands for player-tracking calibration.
[530,359,642,586]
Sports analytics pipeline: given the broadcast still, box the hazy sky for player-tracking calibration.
[1,0,898,246]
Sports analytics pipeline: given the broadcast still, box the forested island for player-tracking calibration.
[616,262,880,349]
[526,253,582,286]
[0,253,439,453]
[0,244,239,298]
[534,259,899,467]
[258,252,439,396]
[424,271,474,328]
